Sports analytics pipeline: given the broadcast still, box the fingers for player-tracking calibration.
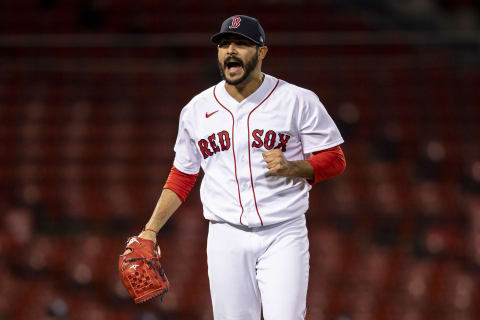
[262,148,282,162]
[262,149,282,168]
[262,149,288,176]
[267,163,283,175]
[122,245,161,257]
[263,153,280,172]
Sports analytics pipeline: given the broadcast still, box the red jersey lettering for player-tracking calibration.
[264,130,276,150]
[198,139,213,159]
[275,133,291,152]
[252,129,264,148]
[218,130,231,151]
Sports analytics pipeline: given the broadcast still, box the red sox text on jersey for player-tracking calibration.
[197,130,291,159]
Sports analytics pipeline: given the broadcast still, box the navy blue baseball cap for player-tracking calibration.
[211,15,266,46]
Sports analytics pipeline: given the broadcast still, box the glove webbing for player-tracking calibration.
[126,257,167,281]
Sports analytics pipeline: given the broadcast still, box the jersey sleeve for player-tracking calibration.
[297,90,344,154]
[172,106,202,175]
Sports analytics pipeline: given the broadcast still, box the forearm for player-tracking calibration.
[139,188,182,239]
[286,160,314,179]
[262,146,345,183]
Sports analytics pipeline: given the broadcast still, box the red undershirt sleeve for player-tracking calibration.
[163,166,199,203]
[306,145,346,186]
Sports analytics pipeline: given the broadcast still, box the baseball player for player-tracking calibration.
[132,15,346,319]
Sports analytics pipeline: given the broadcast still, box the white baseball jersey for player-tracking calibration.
[173,73,344,227]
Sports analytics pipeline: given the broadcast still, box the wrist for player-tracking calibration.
[287,160,299,177]
[139,231,157,242]
[290,160,314,179]
[139,226,158,242]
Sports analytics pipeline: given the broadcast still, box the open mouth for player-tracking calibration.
[225,59,243,73]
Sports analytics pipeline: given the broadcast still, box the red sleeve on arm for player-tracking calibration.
[163,166,199,203]
[306,145,346,186]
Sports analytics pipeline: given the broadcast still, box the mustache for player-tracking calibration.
[223,56,243,67]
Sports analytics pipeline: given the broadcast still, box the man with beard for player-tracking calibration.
[128,15,346,319]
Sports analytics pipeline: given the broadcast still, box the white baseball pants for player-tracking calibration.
[207,215,309,320]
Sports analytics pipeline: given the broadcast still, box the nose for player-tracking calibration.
[226,43,237,55]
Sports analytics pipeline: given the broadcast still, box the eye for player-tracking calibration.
[218,40,231,48]
[236,40,255,47]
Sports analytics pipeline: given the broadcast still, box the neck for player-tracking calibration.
[225,71,264,103]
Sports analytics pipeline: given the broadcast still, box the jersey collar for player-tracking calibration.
[217,73,277,108]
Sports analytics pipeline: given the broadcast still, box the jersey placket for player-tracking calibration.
[212,77,278,227]
[233,102,258,227]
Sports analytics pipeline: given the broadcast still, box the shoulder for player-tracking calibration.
[270,76,330,118]
[180,83,219,118]
[273,77,321,104]
[185,84,217,110]
[284,84,319,101]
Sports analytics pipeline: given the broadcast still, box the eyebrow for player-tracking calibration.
[219,38,254,45]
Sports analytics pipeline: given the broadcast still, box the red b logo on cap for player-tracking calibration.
[229,16,241,29]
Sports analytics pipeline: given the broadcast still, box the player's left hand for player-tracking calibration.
[262,149,293,177]
[119,236,170,304]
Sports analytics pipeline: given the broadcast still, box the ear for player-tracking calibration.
[258,46,268,61]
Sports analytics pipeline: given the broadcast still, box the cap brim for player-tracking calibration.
[210,31,263,46]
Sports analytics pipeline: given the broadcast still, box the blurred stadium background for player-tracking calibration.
[1,0,479,319]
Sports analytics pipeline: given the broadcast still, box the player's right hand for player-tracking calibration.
[262,149,293,177]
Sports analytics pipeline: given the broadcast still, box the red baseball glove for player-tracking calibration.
[118,236,170,303]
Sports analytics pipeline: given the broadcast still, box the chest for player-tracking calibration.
[192,94,301,160]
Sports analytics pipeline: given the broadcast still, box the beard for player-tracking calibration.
[218,52,259,86]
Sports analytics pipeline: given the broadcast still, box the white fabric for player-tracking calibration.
[173,73,344,227]
[207,214,309,320]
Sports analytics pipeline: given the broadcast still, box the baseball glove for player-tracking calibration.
[118,236,170,303]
